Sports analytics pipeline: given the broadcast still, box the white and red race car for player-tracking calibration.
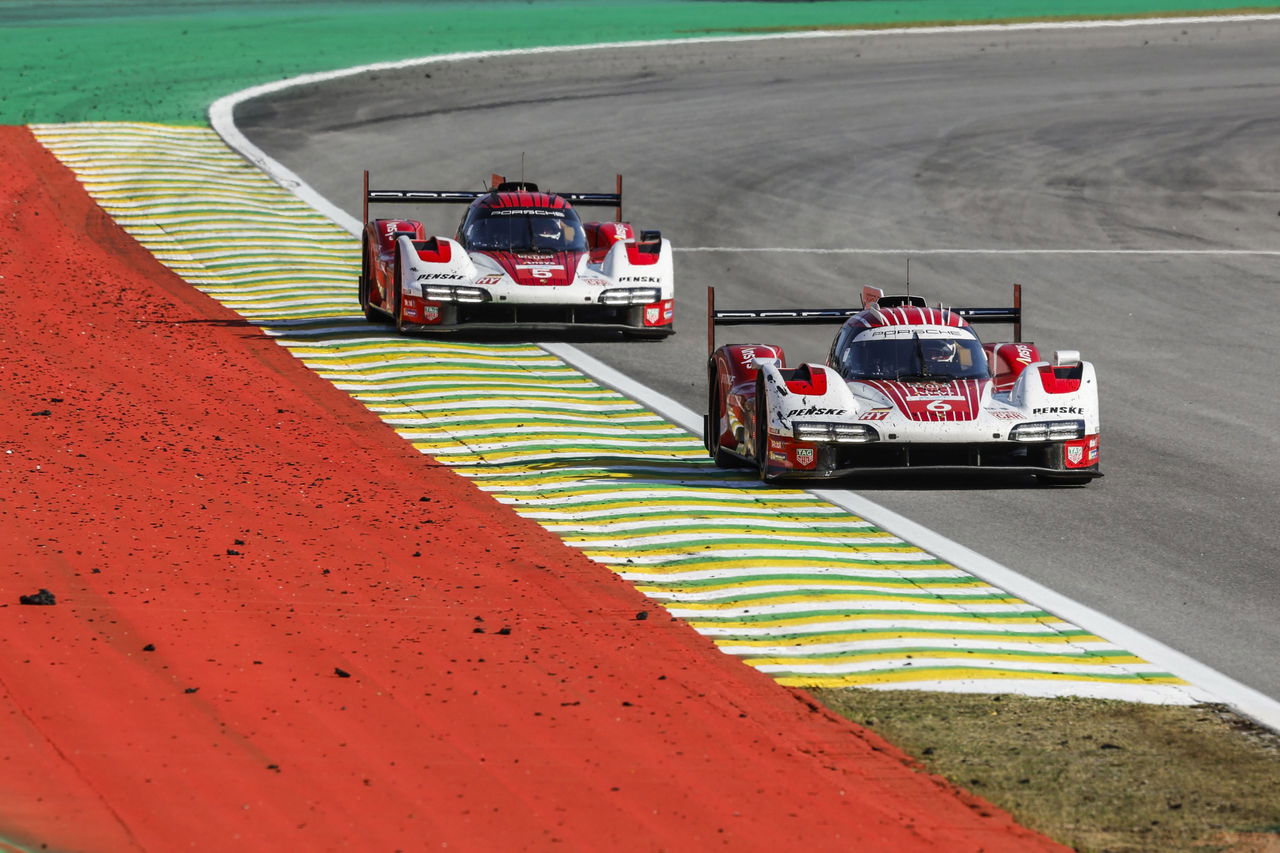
[704,285,1101,484]
[357,172,674,337]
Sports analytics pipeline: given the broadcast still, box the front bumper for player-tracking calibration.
[756,435,1102,481]
[399,297,673,335]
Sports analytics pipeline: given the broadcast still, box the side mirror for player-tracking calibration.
[1053,350,1081,367]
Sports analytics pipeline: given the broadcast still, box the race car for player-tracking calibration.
[704,284,1101,484]
[357,171,674,337]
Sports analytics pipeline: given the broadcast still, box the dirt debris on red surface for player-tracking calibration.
[0,126,1067,852]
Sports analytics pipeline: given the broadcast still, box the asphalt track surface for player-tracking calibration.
[236,18,1280,704]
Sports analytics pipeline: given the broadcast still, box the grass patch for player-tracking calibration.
[812,688,1280,852]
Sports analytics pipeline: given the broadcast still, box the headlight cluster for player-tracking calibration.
[599,287,661,306]
[1009,420,1085,442]
[792,422,878,443]
[422,285,491,303]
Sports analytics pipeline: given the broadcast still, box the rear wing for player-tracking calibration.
[362,170,624,223]
[706,284,1023,355]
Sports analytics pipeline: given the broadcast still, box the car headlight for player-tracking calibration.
[422,285,491,303]
[792,422,878,443]
[1009,420,1085,442]
[599,287,661,306]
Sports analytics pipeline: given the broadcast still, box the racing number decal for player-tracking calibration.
[515,264,564,278]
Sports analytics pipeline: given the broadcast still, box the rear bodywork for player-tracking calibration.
[358,173,674,337]
[705,286,1101,484]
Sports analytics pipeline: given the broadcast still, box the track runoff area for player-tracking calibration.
[13,123,1080,852]
[207,13,1280,729]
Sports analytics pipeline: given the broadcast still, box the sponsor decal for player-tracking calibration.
[645,307,659,324]
[619,275,661,284]
[769,451,787,463]
[1033,406,1083,414]
[904,385,961,400]
[423,305,440,322]
[514,264,564,280]
[1012,343,1034,365]
[784,406,846,418]
[416,272,464,281]
[768,438,785,451]
[475,274,503,286]
[612,223,630,240]
[859,409,891,421]
[490,209,564,218]
[581,278,609,287]
[990,410,1024,420]
[1062,436,1096,469]
[740,347,758,366]
[795,448,815,467]
[865,328,960,339]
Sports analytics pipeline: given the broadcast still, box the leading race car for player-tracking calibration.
[704,285,1101,484]
[357,171,674,337]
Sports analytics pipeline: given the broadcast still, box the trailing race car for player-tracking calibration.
[704,285,1101,484]
[357,171,674,337]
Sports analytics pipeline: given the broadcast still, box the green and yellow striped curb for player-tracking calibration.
[30,121,1196,701]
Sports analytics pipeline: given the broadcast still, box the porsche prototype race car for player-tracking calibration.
[704,285,1101,484]
[357,172,674,337]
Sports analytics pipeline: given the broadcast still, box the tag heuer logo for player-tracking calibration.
[1067,446,1084,464]
[795,448,815,466]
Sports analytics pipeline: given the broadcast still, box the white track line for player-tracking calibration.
[679,247,1280,255]
[209,13,1280,731]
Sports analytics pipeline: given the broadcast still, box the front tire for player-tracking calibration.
[707,373,742,469]
[359,236,383,323]
[392,248,408,335]
[754,377,779,484]
[623,326,675,341]
[1035,471,1097,486]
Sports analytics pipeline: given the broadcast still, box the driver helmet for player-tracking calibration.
[534,219,562,242]
[923,339,959,363]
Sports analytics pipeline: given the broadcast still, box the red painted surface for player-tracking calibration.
[1038,364,1084,394]
[864,378,985,422]
[785,364,829,396]
[0,126,1068,852]
[480,249,579,286]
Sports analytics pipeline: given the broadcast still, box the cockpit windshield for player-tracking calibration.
[462,207,586,252]
[837,333,990,381]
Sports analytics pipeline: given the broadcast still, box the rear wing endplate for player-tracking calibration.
[362,170,624,222]
[706,283,1023,355]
